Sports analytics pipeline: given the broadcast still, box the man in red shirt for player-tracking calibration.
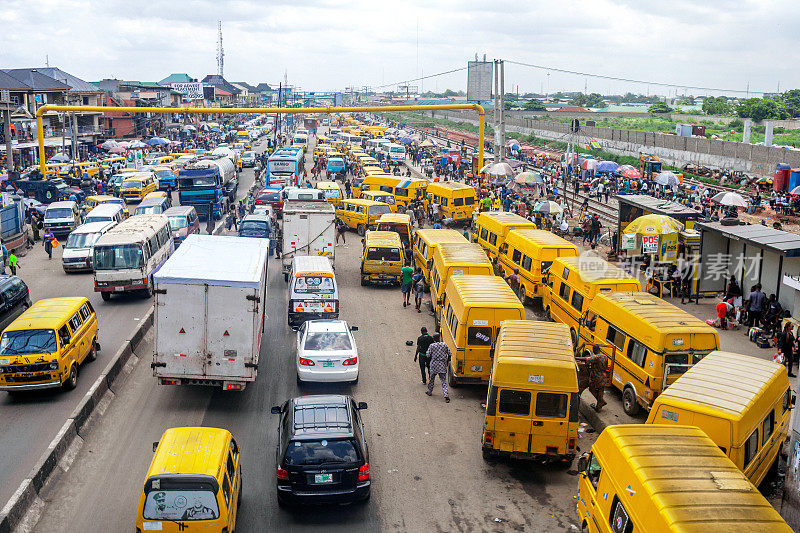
[716,298,733,330]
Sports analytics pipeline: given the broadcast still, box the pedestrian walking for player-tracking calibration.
[400,262,414,307]
[8,252,18,275]
[505,267,521,295]
[30,212,40,242]
[206,206,215,235]
[576,345,608,412]
[335,217,347,244]
[415,326,434,384]
[780,322,796,377]
[43,230,55,259]
[425,333,451,402]
[412,267,425,313]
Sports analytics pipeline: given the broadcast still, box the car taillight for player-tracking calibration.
[299,358,315,366]
[358,463,370,482]
[343,357,357,366]
[484,431,492,445]
[568,438,576,451]
[457,361,463,375]
[277,466,289,481]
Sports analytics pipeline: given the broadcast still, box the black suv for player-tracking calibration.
[0,276,31,332]
[271,394,370,506]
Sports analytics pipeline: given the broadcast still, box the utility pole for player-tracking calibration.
[499,59,505,163]
[2,93,13,172]
[493,60,499,164]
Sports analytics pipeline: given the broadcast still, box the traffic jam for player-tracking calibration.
[0,112,794,532]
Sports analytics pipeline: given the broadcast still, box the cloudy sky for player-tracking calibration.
[2,0,797,97]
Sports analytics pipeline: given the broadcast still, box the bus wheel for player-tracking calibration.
[63,364,78,391]
[357,224,366,236]
[570,328,578,348]
[447,366,459,388]
[622,387,640,416]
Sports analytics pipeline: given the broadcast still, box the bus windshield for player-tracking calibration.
[66,232,101,249]
[0,329,58,356]
[94,244,144,270]
[370,205,391,216]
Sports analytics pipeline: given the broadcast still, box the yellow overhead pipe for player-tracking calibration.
[35,104,485,176]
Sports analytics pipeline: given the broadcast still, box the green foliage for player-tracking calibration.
[736,98,788,121]
[677,96,695,105]
[728,119,744,131]
[648,102,673,113]
[567,92,607,108]
[702,96,732,116]
[778,89,800,118]
[522,99,547,111]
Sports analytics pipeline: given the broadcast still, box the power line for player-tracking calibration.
[370,66,468,91]
[505,59,766,95]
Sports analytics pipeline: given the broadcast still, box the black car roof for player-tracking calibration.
[288,395,354,439]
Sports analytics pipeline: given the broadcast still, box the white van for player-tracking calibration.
[83,203,125,226]
[92,214,174,301]
[282,186,325,201]
[43,200,82,236]
[288,256,338,329]
[62,221,117,272]
[292,134,309,152]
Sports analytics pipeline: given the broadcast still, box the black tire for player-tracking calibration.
[296,373,303,386]
[277,494,291,509]
[86,340,97,362]
[63,364,78,391]
[622,387,640,416]
[101,292,111,302]
[357,224,366,236]
[284,272,289,282]
[482,448,494,461]
[570,328,578,348]
[447,366,459,388]
[360,276,368,286]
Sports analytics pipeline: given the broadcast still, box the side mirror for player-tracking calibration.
[350,326,358,332]
[270,405,281,415]
[357,402,368,410]
[577,453,589,473]
[792,394,797,407]
[153,441,159,452]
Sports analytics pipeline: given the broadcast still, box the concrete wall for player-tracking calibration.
[430,110,800,177]
[507,111,800,130]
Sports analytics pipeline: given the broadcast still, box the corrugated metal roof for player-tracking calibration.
[35,67,100,92]
[616,194,700,219]
[2,69,69,91]
[698,221,800,257]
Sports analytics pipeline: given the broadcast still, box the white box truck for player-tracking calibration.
[151,234,269,390]
[281,200,336,281]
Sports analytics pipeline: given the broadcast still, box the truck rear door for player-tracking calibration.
[154,282,206,377]
[205,284,259,381]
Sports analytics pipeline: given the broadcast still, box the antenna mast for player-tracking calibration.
[217,20,224,77]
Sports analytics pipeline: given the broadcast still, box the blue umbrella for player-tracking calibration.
[147,137,169,146]
[596,161,619,173]
[48,153,70,163]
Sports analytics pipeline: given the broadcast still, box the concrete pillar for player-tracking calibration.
[782,376,800,528]
[765,121,774,147]
[743,119,752,144]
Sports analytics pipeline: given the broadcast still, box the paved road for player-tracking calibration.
[0,138,266,506]
[31,132,596,532]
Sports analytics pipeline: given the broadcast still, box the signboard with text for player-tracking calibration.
[642,234,659,254]
[171,82,204,101]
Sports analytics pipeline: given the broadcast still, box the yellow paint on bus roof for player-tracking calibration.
[655,351,787,419]
[365,231,402,246]
[6,297,88,331]
[508,228,577,248]
[377,213,411,224]
[436,242,492,265]
[148,427,230,478]
[447,274,522,308]
[599,424,791,531]
[556,255,637,283]
[597,291,713,333]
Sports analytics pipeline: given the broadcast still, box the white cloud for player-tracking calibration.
[1,0,797,96]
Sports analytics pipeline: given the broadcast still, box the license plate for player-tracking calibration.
[114,286,124,291]
[314,473,333,484]
[323,361,334,367]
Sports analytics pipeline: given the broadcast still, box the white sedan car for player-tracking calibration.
[296,320,359,384]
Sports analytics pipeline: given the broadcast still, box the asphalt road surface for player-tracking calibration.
[31,133,594,532]
[0,139,265,506]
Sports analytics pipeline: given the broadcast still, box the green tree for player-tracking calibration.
[677,96,695,105]
[779,89,800,118]
[648,101,673,113]
[504,93,518,102]
[442,89,457,97]
[586,93,607,108]
[701,96,731,116]
[569,93,587,106]
[736,98,788,121]
[551,91,565,101]
[523,99,546,111]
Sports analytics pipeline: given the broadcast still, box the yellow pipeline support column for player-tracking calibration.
[35,103,486,176]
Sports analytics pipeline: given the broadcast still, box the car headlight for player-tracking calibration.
[50,362,59,370]
[0,358,10,365]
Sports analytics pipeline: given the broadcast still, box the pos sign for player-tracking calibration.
[642,234,659,254]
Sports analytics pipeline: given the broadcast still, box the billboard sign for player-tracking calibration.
[467,61,492,102]
[642,234,659,254]
[171,82,204,101]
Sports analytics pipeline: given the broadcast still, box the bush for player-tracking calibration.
[728,119,744,131]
